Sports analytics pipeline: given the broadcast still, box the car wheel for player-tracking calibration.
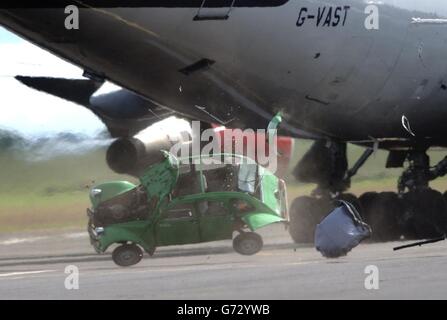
[112,244,143,267]
[233,232,263,256]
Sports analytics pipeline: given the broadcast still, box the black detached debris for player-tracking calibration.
[393,236,446,251]
[315,200,372,258]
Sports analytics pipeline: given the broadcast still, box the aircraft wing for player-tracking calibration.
[15,75,177,137]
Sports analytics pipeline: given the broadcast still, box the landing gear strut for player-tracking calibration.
[289,141,372,243]
[396,151,447,239]
[398,152,447,193]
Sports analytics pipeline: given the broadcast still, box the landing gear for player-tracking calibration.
[289,140,447,243]
[112,244,143,267]
[289,141,371,243]
[401,189,447,239]
[233,232,263,255]
[361,151,447,241]
[394,151,447,239]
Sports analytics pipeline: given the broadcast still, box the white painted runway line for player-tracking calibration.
[63,232,88,239]
[0,232,88,246]
[0,236,49,245]
[0,270,55,278]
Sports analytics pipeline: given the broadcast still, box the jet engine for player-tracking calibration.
[106,118,192,176]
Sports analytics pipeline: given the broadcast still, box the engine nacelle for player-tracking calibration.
[106,117,294,177]
[106,118,191,176]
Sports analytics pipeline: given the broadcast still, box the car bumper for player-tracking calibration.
[87,209,104,253]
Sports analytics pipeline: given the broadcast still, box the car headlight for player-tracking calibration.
[94,227,105,237]
[90,188,102,198]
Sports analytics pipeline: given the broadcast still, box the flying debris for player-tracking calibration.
[315,201,372,258]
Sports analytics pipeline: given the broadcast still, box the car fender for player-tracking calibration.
[97,223,154,253]
[241,213,285,231]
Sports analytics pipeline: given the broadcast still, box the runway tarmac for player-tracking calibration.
[1,224,447,300]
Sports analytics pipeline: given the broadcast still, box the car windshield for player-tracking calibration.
[238,163,257,194]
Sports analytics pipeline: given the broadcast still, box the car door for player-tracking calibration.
[155,202,201,246]
[197,200,234,242]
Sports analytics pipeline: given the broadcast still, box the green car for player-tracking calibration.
[87,152,288,267]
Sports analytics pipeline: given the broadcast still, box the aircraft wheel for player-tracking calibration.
[444,191,447,202]
[288,196,333,244]
[233,232,263,256]
[337,193,363,214]
[358,192,379,223]
[360,192,403,241]
[112,244,143,267]
[402,189,447,240]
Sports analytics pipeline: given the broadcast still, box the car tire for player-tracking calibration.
[112,244,143,267]
[233,232,263,256]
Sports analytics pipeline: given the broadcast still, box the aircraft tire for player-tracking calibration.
[402,189,447,240]
[288,196,333,244]
[360,192,403,242]
[336,193,363,214]
[358,192,379,223]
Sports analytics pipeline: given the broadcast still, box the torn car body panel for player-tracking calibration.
[241,212,285,231]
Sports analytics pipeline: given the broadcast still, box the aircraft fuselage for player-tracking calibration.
[1,0,447,148]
